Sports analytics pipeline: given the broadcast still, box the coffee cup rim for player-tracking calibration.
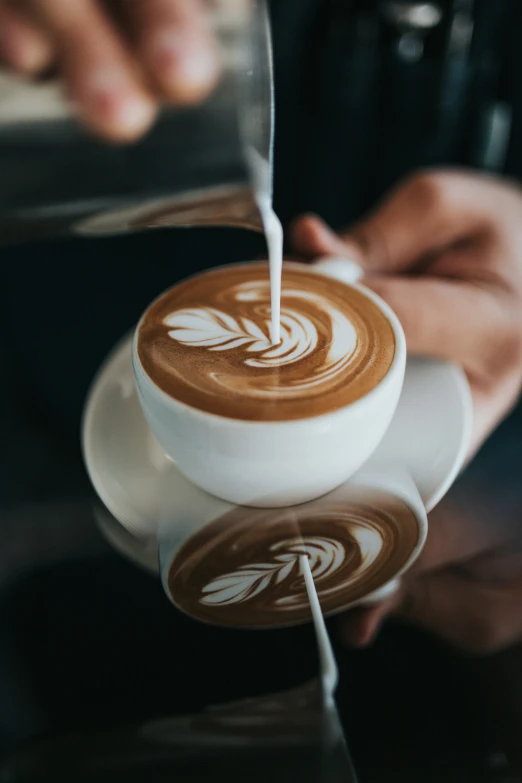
[133,260,407,427]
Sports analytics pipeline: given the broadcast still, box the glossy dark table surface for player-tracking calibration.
[0,498,521,782]
[1,391,522,782]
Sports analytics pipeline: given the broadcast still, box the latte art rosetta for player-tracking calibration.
[164,303,320,367]
[167,491,420,628]
[137,264,395,421]
[163,280,358,400]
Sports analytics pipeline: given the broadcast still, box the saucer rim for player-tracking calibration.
[83,335,473,571]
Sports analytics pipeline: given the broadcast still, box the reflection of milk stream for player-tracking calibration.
[300,555,338,704]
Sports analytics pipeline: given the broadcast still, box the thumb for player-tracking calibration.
[291,214,502,372]
[291,171,504,274]
[289,214,366,264]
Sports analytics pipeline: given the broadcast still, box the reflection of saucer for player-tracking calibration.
[83,334,472,574]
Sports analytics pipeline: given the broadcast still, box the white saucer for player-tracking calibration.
[83,334,472,573]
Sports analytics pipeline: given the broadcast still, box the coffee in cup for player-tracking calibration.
[137,262,395,421]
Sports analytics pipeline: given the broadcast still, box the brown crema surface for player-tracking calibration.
[137,263,395,421]
[167,491,420,628]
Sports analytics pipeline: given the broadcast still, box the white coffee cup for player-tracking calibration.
[156,459,427,626]
[132,262,407,507]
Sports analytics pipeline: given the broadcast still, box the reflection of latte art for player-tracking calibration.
[137,263,395,421]
[167,491,420,628]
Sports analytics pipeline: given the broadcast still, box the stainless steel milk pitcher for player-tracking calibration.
[0,0,274,244]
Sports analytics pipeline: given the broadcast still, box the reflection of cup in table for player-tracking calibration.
[83,332,473,620]
[157,462,427,629]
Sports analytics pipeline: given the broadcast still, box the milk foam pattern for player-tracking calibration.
[137,263,396,421]
[163,279,357,399]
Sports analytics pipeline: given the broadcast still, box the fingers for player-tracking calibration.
[470,370,522,456]
[368,271,522,388]
[343,170,492,273]
[396,572,522,654]
[7,0,219,142]
[291,171,520,274]
[334,492,522,652]
[124,0,220,104]
[336,599,398,648]
[0,2,54,72]
[33,0,157,141]
[363,273,516,380]
[289,214,357,260]
[338,572,522,654]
